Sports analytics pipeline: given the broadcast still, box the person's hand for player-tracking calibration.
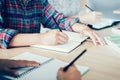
[37,30,69,45]
[72,23,105,45]
[77,11,102,24]
[0,59,39,77]
[57,65,81,80]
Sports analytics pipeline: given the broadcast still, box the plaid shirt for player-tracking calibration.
[0,0,79,48]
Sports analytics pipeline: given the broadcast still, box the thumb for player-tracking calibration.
[3,68,19,77]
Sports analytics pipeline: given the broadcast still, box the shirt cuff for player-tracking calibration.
[0,29,18,48]
[68,17,80,31]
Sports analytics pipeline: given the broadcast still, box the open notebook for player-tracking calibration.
[3,52,90,80]
[31,28,88,53]
[89,18,120,30]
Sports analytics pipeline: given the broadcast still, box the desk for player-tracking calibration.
[0,26,120,80]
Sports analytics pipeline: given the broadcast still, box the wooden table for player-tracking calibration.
[0,26,120,80]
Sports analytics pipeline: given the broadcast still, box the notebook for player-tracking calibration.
[88,18,120,30]
[104,36,120,53]
[3,52,90,80]
[31,28,88,53]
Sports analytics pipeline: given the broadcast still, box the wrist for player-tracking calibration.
[72,23,89,33]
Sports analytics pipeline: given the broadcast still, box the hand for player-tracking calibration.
[72,23,105,45]
[37,30,69,45]
[77,11,102,24]
[57,65,81,80]
[0,59,39,77]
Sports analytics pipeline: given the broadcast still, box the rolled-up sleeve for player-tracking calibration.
[0,29,18,48]
[0,1,18,49]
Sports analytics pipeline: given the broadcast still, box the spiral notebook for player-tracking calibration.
[3,52,89,80]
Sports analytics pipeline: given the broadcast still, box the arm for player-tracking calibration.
[0,1,18,48]
[9,31,68,47]
[0,0,68,48]
[40,1,104,45]
[40,0,79,31]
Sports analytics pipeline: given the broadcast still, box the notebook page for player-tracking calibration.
[63,30,88,42]
[11,52,52,63]
[12,59,89,80]
[31,40,82,53]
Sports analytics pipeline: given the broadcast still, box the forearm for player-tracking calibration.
[9,34,40,47]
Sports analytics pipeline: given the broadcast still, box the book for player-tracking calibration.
[3,52,90,80]
[31,28,88,53]
[89,18,120,30]
[104,36,120,53]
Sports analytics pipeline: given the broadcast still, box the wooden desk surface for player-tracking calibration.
[0,26,120,80]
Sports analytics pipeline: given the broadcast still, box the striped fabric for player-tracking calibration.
[0,0,79,48]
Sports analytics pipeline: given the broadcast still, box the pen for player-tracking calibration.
[63,49,87,72]
[52,16,62,32]
[85,5,94,11]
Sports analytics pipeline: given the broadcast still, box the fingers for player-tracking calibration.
[1,60,39,77]
[58,32,69,44]
[19,60,40,67]
[58,65,79,73]
[53,30,68,45]
[58,67,64,75]
[10,60,39,68]
[3,68,19,77]
[58,66,81,80]
[87,31,99,45]
[93,32,105,45]
[82,29,105,45]
[44,30,69,45]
